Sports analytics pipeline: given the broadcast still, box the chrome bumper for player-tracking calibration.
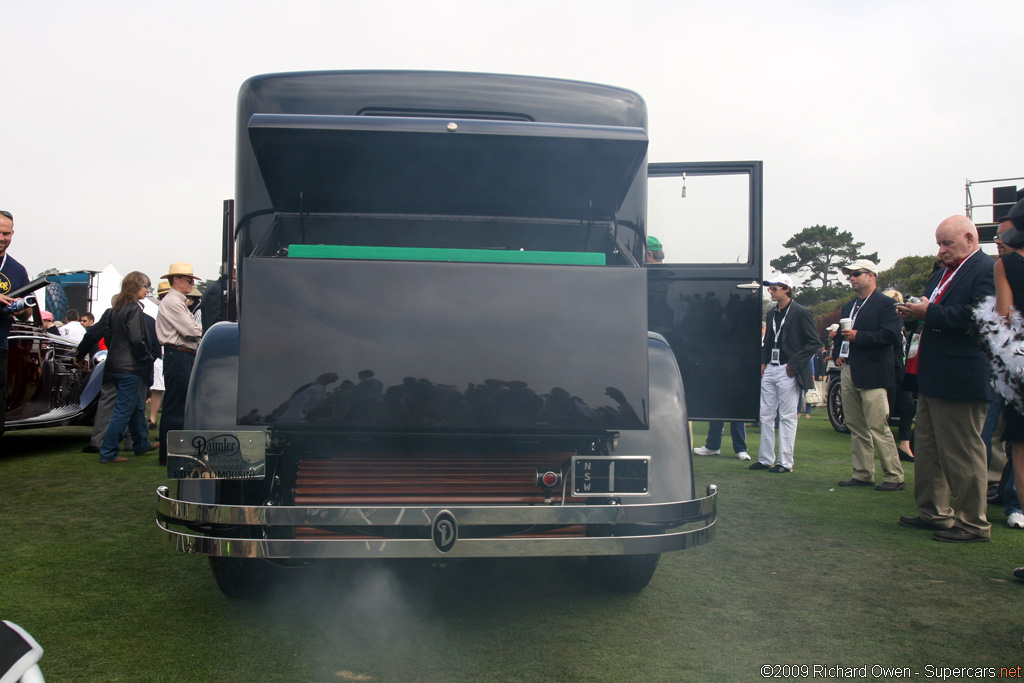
[156,484,717,559]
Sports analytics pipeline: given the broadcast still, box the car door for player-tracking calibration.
[646,161,763,421]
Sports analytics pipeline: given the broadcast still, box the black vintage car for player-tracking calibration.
[4,276,99,431]
[157,71,765,596]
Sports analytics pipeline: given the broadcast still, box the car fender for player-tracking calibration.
[611,332,694,504]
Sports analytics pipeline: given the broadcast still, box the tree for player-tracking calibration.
[770,225,879,289]
[793,284,848,308]
[876,255,939,299]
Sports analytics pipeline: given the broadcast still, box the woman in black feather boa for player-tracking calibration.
[975,197,1024,579]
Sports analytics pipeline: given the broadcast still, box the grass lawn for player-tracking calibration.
[1,418,1022,682]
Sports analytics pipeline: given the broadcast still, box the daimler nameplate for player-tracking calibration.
[166,430,267,480]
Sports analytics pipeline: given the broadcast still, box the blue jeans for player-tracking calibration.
[1004,457,1021,516]
[705,421,747,454]
[982,396,1004,465]
[99,372,151,462]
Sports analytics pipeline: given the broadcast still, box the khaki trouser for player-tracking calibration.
[840,365,903,483]
[914,394,991,538]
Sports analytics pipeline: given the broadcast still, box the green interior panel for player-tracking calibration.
[287,244,606,265]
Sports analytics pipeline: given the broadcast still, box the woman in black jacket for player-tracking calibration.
[98,271,158,463]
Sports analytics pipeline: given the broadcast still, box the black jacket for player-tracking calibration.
[916,249,994,402]
[104,303,155,383]
[762,300,820,390]
[76,308,110,362]
[831,291,902,389]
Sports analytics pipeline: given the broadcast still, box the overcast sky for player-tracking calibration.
[2,0,1021,286]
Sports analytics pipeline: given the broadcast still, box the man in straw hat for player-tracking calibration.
[156,262,203,464]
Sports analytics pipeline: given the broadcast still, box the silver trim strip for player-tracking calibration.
[156,486,716,527]
[155,519,715,559]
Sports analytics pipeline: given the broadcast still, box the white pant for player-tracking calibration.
[758,364,801,469]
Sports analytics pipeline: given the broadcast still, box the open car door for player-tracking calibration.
[647,161,763,421]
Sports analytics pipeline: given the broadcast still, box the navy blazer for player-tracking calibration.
[833,290,902,389]
[916,249,994,402]
[762,300,820,390]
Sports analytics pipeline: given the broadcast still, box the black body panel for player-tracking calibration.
[646,161,763,421]
[236,71,649,267]
[248,114,647,219]
[238,258,649,432]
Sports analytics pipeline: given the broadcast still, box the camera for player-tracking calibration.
[0,294,35,316]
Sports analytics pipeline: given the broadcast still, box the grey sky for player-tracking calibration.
[2,0,1020,287]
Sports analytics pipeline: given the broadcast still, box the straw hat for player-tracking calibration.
[162,262,196,280]
[157,281,170,296]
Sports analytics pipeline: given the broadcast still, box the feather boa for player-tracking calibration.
[972,295,1024,411]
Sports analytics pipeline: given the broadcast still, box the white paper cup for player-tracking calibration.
[839,318,853,330]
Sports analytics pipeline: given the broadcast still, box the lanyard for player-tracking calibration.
[850,291,872,326]
[772,303,791,343]
[0,253,6,273]
[931,251,974,303]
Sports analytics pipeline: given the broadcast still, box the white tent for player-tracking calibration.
[92,264,123,314]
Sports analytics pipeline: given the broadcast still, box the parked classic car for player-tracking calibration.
[4,276,99,431]
[158,71,766,597]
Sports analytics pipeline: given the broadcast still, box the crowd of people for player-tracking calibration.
[692,201,1024,581]
[0,209,212,462]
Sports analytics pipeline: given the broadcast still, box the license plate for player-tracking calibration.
[571,456,650,496]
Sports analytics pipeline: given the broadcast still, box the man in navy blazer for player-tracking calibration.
[832,259,905,491]
[896,215,994,543]
[752,274,820,474]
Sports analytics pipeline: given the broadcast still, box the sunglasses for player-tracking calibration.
[0,210,12,220]
[847,270,870,277]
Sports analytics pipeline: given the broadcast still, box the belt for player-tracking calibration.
[163,344,197,355]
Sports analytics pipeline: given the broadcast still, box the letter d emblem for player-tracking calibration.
[432,511,457,553]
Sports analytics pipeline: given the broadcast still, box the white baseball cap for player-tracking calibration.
[762,274,793,288]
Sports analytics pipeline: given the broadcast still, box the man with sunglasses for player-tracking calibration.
[752,274,819,473]
[156,262,204,464]
[832,260,905,491]
[0,210,30,438]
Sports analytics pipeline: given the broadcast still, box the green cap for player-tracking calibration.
[646,235,663,250]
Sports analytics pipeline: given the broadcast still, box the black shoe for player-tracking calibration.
[898,448,914,462]
[898,515,950,531]
[838,478,874,487]
[748,462,771,470]
[768,465,791,473]
[988,483,1002,505]
[81,445,100,453]
[1013,567,1024,581]
[932,527,989,543]
[875,482,906,491]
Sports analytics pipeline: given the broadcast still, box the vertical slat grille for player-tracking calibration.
[293,452,578,505]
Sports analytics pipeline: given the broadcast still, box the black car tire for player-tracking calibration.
[209,557,274,599]
[827,376,849,434]
[588,553,661,593]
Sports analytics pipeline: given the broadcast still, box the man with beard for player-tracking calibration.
[832,259,905,491]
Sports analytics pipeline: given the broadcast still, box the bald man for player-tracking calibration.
[896,215,995,542]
